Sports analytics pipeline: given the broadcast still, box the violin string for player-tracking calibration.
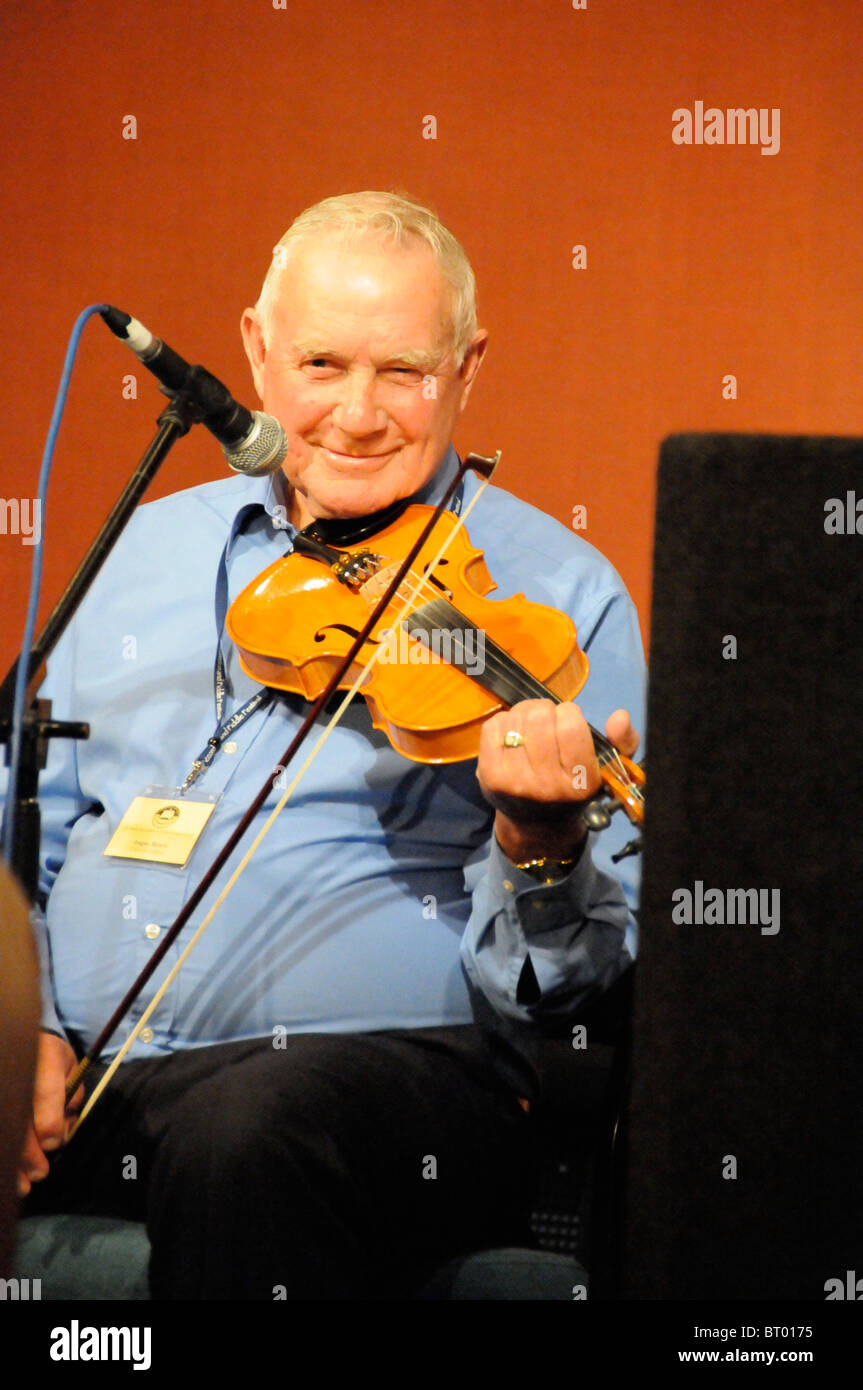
[376,567,555,702]
[370,565,643,803]
[380,572,642,800]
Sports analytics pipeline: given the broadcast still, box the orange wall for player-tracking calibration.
[2,0,861,677]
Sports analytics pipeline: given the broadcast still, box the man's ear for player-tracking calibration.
[457,329,488,412]
[241,308,267,402]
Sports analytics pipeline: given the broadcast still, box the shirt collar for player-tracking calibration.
[222,444,463,557]
[220,470,291,561]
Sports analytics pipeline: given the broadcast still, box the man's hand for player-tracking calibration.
[476,701,639,864]
[17,1032,83,1198]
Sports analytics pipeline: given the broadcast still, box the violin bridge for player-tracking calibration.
[359,561,401,607]
[359,562,453,612]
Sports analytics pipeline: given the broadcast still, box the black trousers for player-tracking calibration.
[24,1027,534,1300]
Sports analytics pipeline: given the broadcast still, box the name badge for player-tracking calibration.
[103,786,220,866]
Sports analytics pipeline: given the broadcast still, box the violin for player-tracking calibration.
[226,501,645,829]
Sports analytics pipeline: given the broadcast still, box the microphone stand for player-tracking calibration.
[0,390,207,904]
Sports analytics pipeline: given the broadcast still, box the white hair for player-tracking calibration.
[254,190,478,362]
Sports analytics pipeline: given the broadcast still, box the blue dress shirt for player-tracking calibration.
[21,447,645,1060]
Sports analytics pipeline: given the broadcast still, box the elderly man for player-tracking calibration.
[17,191,644,1299]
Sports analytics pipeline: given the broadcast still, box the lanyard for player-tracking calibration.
[181,658,272,791]
[181,530,277,790]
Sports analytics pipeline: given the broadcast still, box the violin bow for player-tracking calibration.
[63,451,500,1124]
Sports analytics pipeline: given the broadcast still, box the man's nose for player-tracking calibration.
[331,369,386,435]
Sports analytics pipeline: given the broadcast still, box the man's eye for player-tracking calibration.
[303,358,339,375]
[381,366,424,384]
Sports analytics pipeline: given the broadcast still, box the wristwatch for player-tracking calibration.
[514,855,577,884]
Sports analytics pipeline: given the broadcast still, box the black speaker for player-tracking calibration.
[622,433,863,1300]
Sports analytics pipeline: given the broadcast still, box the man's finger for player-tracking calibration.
[19,1121,49,1189]
[66,1082,85,1114]
[552,702,601,789]
[32,1037,74,1150]
[605,708,640,758]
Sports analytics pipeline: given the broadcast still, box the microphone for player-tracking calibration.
[100,305,287,476]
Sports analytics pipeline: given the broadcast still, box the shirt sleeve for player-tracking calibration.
[2,622,90,1041]
[459,583,645,1024]
[29,903,70,1038]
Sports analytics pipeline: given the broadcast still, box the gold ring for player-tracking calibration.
[503,730,526,748]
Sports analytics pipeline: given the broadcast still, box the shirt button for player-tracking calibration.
[145,923,160,940]
[223,740,239,755]
[139,1027,155,1044]
[503,879,515,893]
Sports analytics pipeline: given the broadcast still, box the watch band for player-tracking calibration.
[514,855,576,884]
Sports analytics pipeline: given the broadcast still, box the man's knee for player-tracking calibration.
[151,1036,360,1182]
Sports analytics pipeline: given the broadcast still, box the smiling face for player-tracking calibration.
[241,232,487,528]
